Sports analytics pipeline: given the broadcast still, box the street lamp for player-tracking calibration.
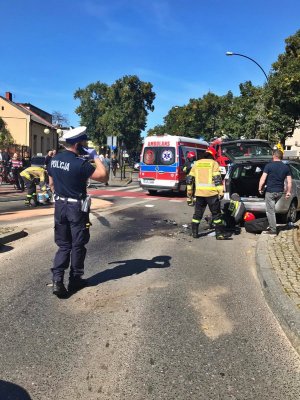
[226,51,269,82]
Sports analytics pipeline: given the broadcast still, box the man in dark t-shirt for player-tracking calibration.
[258,149,292,235]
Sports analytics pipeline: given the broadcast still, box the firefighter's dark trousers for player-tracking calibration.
[192,195,222,224]
[52,200,90,282]
[22,177,36,196]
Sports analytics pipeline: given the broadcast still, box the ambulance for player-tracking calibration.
[139,135,208,194]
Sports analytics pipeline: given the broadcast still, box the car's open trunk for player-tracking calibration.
[227,161,268,199]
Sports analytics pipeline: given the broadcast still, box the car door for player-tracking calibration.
[290,163,300,209]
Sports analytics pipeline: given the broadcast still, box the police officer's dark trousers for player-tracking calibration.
[52,199,90,282]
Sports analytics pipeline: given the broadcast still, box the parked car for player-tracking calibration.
[30,155,46,168]
[223,157,300,223]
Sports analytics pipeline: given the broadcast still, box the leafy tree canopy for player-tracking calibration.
[0,117,14,147]
[74,82,109,146]
[74,76,155,152]
[265,29,300,141]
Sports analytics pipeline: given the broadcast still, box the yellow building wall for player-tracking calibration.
[0,98,57,155]
[0,97,29,146]
[31,122,56,155]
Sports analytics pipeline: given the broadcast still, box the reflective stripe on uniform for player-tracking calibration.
[213,219,223,224]
[21,173,31,180]
[196,185,221,190]
[192,219,200,223]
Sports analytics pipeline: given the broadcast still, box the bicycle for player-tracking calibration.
[0,162,17,187]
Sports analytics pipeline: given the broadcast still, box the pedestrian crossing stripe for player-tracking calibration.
[106,185,140,192]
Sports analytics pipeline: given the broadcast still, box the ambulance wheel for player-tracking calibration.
[148,189,157,195]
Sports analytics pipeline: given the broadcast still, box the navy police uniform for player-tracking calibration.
[48,127,95,292]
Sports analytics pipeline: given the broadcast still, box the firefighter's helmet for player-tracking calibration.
[187,151,196,160]
[206,147,217,159]
[244,212,256,221]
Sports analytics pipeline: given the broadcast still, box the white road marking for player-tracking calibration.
[105,185,140,191]
[91,199,152,217]
[169,199,184,202]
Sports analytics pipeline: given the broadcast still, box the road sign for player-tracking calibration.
[107,136,117,148]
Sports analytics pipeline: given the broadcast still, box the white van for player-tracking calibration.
[139,135,208,194]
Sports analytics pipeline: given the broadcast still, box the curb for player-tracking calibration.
[0,228,28,245]
[256,235,300,354]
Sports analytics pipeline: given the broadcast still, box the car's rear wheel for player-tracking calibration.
[148,189,158,195]
[277,200,298,224]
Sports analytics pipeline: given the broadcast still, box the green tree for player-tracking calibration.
[0,117,14,147]
[100,75,155,152]
[74,76,155,153]
[147,124,166,136]
[266,29,300,142]
[74,82,109,146]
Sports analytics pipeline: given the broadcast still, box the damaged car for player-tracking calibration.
[223,153,300,223]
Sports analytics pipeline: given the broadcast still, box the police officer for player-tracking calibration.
[187,147,226,240]
[48,126,108,298]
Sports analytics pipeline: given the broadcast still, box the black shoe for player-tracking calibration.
[68,277,87,292]
[262,230,277,236]
[53,281,68,298]
[216,231,232,240]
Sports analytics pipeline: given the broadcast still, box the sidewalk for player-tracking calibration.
[256,221,300,353]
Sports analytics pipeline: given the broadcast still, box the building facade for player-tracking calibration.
[284,127,300,158]
[0,92,58,155]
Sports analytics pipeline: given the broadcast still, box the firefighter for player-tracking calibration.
[183,151,197,175]
[20,166,48,207]
[222,193,246,233]
[183,151,197,206]
[187,147,227,240]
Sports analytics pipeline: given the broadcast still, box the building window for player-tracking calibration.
[286,146,291,150]
[33,135,37,155]
[1,106,4,110]
[41,136,44,154]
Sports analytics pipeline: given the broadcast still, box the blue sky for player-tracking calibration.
[1,0,299,136]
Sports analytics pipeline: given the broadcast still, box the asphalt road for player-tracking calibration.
[0,191,299,400]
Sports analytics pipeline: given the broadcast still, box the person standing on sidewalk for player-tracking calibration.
[48,126,108,298]
[22,151,31,169]
[258,149,292,236]
[10,153,24,190]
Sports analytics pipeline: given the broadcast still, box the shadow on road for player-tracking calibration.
[0,380,32,399]
[87,255,172,286]
[0,244,14,253]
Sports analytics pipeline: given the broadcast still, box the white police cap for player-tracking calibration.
[60,126,88,144]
